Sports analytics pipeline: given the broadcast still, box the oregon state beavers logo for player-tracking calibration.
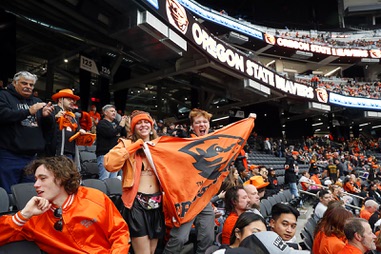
[166,0,189,34]
[264,33,276,45]
[369,49,381,59]
[179,134,245,180]
[315,87,328,103]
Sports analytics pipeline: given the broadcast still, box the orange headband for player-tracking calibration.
[130,113,154,133]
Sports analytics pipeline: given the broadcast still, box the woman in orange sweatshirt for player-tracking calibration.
[313,204,353,254]
[104,110,163,254]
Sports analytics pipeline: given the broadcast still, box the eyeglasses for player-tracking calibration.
[54,208,63,231]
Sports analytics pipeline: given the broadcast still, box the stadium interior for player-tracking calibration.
[0,0,381,139]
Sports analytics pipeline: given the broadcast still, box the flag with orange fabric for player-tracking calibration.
[144,117,255,227]
[57,111,78,131]
[69,132,96,146]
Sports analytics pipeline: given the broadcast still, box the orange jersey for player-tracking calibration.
[313,231,346,254]
[337,244,363,254]
[79,111,92,131]
[0,187,129,253]
[360,209,372,220]
[89,111,101,124]
[221,212,238,245]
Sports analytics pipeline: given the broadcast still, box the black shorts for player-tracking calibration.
[123,195,164,239]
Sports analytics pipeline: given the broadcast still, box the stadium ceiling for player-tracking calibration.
[0,0,374,123]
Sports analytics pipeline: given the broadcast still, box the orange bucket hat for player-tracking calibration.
[244,176,269,189]
[52,89,80,101]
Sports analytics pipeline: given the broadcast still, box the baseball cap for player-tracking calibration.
[239,231,310,254]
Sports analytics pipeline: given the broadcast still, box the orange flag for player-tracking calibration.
[144,117,255,227]
[69,132,96,146]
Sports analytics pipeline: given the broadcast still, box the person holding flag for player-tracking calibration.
[105,108,256,254]
[104,110,164,254]
[163,108,216,253]
[44,89,86,160]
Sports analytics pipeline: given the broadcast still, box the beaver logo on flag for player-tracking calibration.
[179,134,245,180]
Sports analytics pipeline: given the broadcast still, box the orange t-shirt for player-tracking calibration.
[89,111,101,125]
[313,231,346,254]
[221,212,238,245]
[337,244,362,254]
[344,182,357,193]
[360,209,372,220]
[311,174,322,186]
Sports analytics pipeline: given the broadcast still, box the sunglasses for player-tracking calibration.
[54,208,63,231]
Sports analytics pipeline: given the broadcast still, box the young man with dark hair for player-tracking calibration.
[269,203,300,249]
[314,189,332,220]
[221,186,250,245]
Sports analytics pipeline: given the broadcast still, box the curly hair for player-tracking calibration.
[25,156,81,195]
[188,108,212,124]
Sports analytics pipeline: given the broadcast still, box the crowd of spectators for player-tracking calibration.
[276,30,381,49]
[4,70,381,253]
[295,75,381,99]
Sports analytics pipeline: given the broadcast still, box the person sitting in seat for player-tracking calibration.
[314,189,333,220]
[0,156,129,253]
[221,186,250,245]
[269,203,301,249]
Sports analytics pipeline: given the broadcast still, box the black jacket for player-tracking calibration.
[284,156,298,183]
[0,85,51,155]
[43,105,80,156]
[95,119,126,157]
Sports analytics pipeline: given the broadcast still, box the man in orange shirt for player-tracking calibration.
[221,186,250,245]
[0,156,129,253]
[89,105,101,125]
[360,200,379,221]
[77,110,92,131]
[338,218,376,254]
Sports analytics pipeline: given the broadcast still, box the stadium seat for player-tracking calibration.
[273,193,282,204]
[278,192,287,203]
[205,245,219,254]
[79,151,99,179]
[82,179,107,194]
[11,183,37,210]
[300,228,313,250]
[304,218,316,239]
[260,199,272,217]
[0,187,10,214]
[282,189,293,202]
[267,196,277,207]
[259,203,268,218]
[104,178,123,212]
[79,151,97,163]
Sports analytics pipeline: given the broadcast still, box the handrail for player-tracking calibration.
[301,182,365,200]
[298,189,361,210]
